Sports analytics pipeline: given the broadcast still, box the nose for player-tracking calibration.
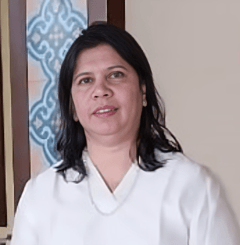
[92,78,113,99]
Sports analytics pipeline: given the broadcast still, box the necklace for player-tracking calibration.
[83,157,141,216]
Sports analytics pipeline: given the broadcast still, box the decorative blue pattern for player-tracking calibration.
[27,0,87,166]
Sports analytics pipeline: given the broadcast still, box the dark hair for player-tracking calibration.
[56,22,182,181]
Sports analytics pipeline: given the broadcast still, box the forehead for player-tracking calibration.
[74,44,131,71]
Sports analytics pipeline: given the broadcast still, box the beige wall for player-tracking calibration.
[126,0,240,222]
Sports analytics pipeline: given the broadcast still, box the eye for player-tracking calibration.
[78,77,93,84]
[109,71,124,79]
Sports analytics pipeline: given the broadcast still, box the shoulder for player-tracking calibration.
[13,162,63,225]
[19,162,63,202]
[152,150,223,203]
[155,150,217,185]
[153,150,229,218]
[28,161,63,188]
[20,161,86,205]
[152,151,240,242]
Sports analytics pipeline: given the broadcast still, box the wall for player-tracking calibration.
[126,0,240,222]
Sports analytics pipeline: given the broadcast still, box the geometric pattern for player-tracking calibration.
[27,0,87,166]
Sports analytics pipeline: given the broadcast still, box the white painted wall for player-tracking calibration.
[126,0,240,222]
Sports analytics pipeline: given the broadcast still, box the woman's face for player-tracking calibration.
[71,44,146,142]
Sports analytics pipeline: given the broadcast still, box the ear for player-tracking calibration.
[73,110,78,122]
[141,82,146,100]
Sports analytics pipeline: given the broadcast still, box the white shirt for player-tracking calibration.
[11,149,240,245]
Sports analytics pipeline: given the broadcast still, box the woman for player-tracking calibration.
[11,22,240,245]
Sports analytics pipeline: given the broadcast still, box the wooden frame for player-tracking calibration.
[9,0,30,211]
[107,0,125,30]
[0,21,7,227]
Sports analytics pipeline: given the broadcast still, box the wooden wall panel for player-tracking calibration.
[0,22,7,227]
[107,0,125,30]
[9,0,30,210]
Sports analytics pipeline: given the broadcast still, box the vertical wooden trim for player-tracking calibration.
[1,0,15,234]
[8,0,30,210]
[107,0,125,30]
[0,18,7,227]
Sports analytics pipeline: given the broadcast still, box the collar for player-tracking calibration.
[82,148,140,214]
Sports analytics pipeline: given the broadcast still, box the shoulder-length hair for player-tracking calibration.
[56,22,182,181]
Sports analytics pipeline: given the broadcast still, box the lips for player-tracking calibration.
[93,105,118,114]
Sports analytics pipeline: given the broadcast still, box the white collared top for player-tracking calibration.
[11,150,240,245]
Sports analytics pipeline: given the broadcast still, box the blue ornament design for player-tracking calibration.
[27,0,87,166]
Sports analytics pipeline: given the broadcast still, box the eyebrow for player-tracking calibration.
[73,72,92,82]
[73,65,128,81]
[107,65,128,71]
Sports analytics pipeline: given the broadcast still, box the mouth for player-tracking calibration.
[93,105,118,114]
[94,108,118,114]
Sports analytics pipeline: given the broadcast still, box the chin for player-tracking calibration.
[86,126,120,136]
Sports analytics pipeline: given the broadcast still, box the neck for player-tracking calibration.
[85,136,138,192]
[87,139,137,166]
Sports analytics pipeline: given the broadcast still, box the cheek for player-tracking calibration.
[121,89,143,116]
[75,102,87,118]
[129,87,143,105]
[120,83,142,101]
[72,94,87,121]
[132,90,144,115]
